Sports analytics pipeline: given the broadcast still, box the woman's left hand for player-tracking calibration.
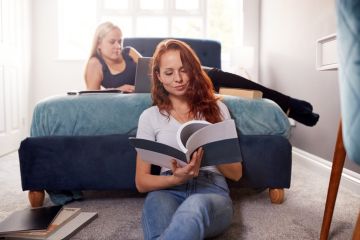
[170,147,203,184]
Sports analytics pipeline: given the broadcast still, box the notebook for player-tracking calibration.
[66,89,123,95]
[2,212,97,240]
[2,208,81,239]
[0,205,62,235]
[134,57,153,93]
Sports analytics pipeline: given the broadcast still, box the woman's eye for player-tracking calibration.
[180,69,187,73]
[164,72,172,76]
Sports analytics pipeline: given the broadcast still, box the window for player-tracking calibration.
[58,0,243,70]
[58,0,97,60]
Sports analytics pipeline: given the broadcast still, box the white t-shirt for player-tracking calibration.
[136,100,231,174]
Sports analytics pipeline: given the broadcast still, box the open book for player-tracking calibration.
[129,119,242,169]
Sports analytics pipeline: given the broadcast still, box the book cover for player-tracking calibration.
[4,208,81,239]
[0,205,62,235]
[129,119,242,169]
[2,212,97,240]
[78,89,122,94]
[67,89,123,95]
[46,212,97,240]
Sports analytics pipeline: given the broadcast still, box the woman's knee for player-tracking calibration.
[179,193,232,217]
[176,194,233,237]
[142,191,181,240]
[143,191,179,214]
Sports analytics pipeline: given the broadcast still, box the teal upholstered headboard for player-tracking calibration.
[31,94,290,138]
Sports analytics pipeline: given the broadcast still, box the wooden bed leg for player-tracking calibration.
[269,188,284,204]
[28,190,45,207]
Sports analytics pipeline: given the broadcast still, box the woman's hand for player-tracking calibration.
[118,84,135,93]
[170,147,203,185]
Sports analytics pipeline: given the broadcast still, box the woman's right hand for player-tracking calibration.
[170,147,203,185]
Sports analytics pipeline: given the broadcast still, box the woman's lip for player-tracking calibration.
[174,85,186,90]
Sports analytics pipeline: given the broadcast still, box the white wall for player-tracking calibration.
[260,0,360,173]
[243,0,260,82]
[30,0,86,117]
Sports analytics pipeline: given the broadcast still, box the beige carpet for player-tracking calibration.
[0,151,359,239]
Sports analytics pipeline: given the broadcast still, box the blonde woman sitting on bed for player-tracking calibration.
[84,21,319,127]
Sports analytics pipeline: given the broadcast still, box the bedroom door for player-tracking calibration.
[0,0,29,156]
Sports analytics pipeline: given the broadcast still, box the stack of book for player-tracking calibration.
[0,205,97,239]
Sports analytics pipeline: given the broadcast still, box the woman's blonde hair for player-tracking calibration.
[84,22,122,81]
[88,21,122,59]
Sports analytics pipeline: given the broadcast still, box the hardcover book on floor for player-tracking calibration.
[0,205,62,235]
[2,208,81,239]
[2,212,97,240]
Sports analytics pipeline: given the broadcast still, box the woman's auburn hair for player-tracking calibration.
[151,39,222,123]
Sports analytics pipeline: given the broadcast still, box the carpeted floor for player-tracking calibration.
[0,151,359,239]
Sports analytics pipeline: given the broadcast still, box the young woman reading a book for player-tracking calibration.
[135,39,242,240]
[84,21,319,127]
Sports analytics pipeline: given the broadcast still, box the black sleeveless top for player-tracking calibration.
[96,47,137,88]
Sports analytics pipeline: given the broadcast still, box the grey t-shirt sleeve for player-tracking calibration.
[218,100,231,120]
[136,108,156,141]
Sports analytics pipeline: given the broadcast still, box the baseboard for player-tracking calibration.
[292,147,360,196]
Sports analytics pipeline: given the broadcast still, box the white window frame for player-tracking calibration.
[57,0,245,71]
[97,0,206,37]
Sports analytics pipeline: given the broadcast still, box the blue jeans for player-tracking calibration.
[142,170,233,240]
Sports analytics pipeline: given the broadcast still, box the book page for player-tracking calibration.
[185,119,238,156]
[136,148,187,169]
[47,212,98,240]
[176,120,210,153]
[129,137,188,168]
[51,208,81,227]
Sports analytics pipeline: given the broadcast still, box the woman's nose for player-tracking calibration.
[115,42,121,48]
[173,71,182,82]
